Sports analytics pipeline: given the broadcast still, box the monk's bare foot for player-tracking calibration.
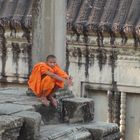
[47,95,58,108]
[39,96,49,106]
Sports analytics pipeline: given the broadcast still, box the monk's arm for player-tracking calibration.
[45,71,72,86]
[46,71,66,82]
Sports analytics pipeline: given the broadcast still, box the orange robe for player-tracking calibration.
[28,62,68,97]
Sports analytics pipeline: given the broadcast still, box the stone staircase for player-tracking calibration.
[0,87,121,140]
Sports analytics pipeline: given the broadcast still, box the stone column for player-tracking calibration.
[139,129,140,140]
[32,0,66,68]
[120,92,126,140]
[107,90,113,123]
[54,0,66,68]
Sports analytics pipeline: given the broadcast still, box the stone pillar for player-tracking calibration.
[54,0,66,68]
[107,90,113,123]
[120,92,126,140]
[32,0,55,65]
[32,0,66,68]
[139,129,140,140]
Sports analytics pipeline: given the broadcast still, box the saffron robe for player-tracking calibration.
[28,62,68,97]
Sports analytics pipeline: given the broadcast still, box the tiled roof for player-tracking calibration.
[66,0,140,36]
[0,0,33,28]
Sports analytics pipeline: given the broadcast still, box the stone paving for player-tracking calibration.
[0,87,121,140]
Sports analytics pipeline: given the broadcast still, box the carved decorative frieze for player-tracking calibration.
[67,34,139,47]
[67,41,140,59]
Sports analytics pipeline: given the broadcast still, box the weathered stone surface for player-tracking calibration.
[0,115,23,140]
[40,124,92,140]
[63,97,94,123]
[14,111,41,140]
[0,103,34,115]
[35,104,62,124]
[80,122,121,140]
[103,132,121,140]
[40,121,121,140]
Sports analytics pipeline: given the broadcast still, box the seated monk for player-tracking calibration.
[28,55,73,108]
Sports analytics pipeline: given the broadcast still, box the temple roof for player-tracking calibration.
[66,0,140,36]
[0,0,33,29]
[0,0,139,36]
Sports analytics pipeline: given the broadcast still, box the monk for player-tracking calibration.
[28,55,73,108]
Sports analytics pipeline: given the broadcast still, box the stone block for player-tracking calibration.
[14,111,41,140]
[63,97,94,123]
[34,89,74,124]
[81,121,121,140]
[35,104,62,124]
[0,115,23,140]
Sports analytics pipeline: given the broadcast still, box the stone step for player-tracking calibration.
[39,124,92,140]
[80,122,121,140]
[34,89,74,124]
[0,88,121,140]
[34,97,94,125]
[39,121,121,140]
[62,97,94,123]
[13,111,41,140]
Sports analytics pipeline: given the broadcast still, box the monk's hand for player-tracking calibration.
[64,79,73,87]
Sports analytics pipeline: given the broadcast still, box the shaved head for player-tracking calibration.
[46,55,56,61]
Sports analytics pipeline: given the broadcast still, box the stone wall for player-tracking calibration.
[66,34,140,95]
[66,34,140,140]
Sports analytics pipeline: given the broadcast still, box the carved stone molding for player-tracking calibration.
[67,34,139,47]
